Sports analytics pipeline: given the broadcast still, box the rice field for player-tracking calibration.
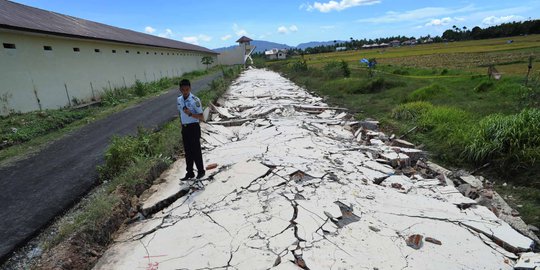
[300,34,540,75]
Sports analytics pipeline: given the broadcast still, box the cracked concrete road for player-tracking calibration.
[94,68,536,270]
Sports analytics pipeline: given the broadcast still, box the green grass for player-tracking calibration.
[0,67,221,165]
[408,83,450,101]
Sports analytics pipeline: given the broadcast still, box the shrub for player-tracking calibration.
[391,101,434,120]
[440,69,449,75]
[393,69,410,75]
[101,87,131,106]
[291,60,308,72]
[133,80,148,97]
[463,109,540,170]
[408,84,449,101]
[341,60,351,78]
[348,78,405,94]
[474,80,494,92]
[99,127,155,179]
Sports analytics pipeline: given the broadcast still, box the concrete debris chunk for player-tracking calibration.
[359,120,379,131]
[391,138,415,148]
[406,234,424,250]
[380,151,410,168]
[205,163,218,170]
[460,175,484,189]
[514,252,540,270]
[425,237,442,245]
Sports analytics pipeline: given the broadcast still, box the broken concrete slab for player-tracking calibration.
[139,159,189,214]
[460,175,484,189]
[391,138,415,148]
[380,151,410,168]
[514,252,540,270]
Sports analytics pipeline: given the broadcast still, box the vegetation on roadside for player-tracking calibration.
[39,65,242,268]
[0,68,218,163]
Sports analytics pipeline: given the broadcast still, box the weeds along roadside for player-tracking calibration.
[27,65,242,270]
[0,68,218,164]
[265,58,540,230]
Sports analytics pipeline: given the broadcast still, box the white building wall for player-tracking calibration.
[0,29,216,115]
[217,43,252,66]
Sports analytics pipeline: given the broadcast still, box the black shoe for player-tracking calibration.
[196,171,206,179]
[181,173,195,180]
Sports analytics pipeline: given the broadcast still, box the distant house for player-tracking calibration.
[423,38,434,43]
[389,40,401,47]
[402,39,418,46]
[335,46,347,51]
[265,49,287,60]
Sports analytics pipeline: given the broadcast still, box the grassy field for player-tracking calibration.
[302,34,540,75]
[265,34,540,231]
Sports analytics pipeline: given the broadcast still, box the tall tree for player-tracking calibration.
[201,56,214,70]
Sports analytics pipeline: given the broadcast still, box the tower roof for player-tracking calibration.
[236,36,253,43]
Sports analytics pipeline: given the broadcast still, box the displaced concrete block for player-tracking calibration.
[460,175,484,189]
[425,237,442,245]
[406,234,423,250]
[514,252,540,270]
[380,152,410,168]
[359,120,379,131]
[205,163,218,170]
[391,139,415,148]
[397,148,426,163]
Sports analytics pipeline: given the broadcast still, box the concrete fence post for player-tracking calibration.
[64,83,72,107]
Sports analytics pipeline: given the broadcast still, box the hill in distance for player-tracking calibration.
[214,40,346,53]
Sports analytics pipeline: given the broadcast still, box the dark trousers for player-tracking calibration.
[181,123,204,174]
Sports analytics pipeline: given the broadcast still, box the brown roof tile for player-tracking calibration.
[0,0,217,54]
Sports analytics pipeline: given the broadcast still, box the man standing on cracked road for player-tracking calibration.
[177,79,205,180]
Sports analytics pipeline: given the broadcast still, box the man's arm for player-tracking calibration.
[183,107,204,121]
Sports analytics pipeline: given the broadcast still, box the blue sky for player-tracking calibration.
[12,0,540,49]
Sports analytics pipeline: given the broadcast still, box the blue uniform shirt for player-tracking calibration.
[177,93,203,124]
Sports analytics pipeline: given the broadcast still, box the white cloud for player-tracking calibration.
[358,5,475,23]
[182,36,199,45]
[144,26,156,34]
[233,23,248,36]
[182,34,213,45]
[306,0,380,12]
[277,26,289,34]
[158,28,174,38]
[277,25,299,34]
[221,34,232,41]
[425,17,454,26]
[482,15,524,26]
[198,34,212,42]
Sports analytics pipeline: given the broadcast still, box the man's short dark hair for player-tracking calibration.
[179,79,191,87]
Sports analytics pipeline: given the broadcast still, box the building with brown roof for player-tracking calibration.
[0,0,217,115]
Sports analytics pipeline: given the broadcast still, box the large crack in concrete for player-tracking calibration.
[93,68,538,270]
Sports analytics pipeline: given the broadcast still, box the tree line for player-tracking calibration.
[279,19,540,55]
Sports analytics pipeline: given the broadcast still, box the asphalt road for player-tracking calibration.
[0,72,223,262]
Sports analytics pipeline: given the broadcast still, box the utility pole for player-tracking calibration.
[525,55,533,86]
